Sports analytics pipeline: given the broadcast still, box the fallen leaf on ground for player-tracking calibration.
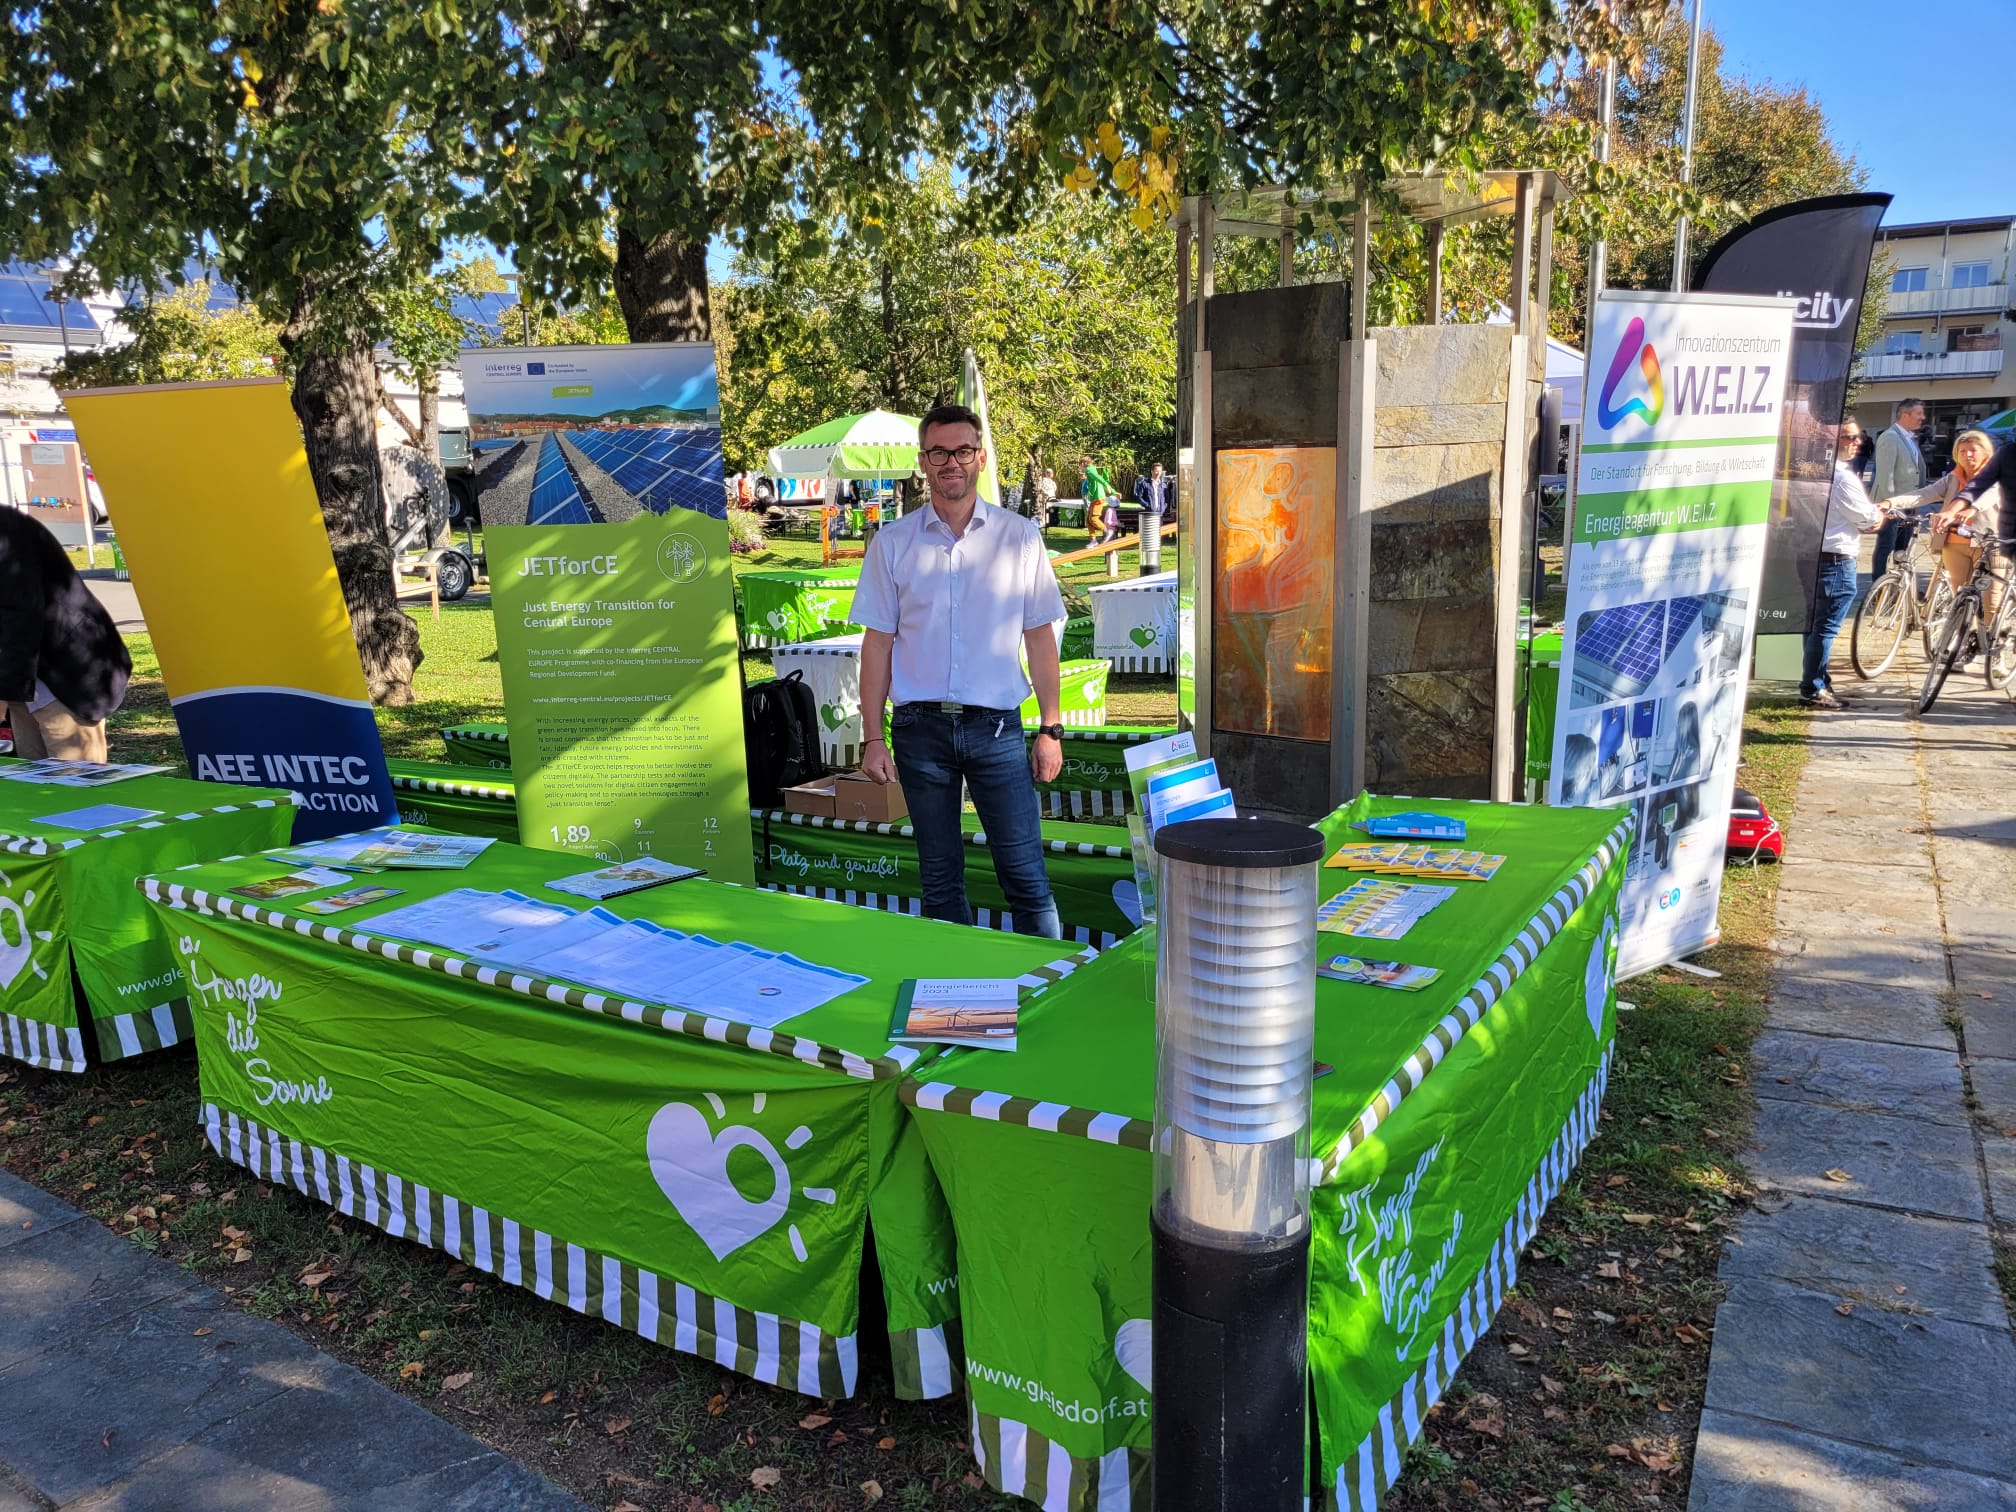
[1597,1261,1622,1279]
[612,1503,646,1512]
[799,1413,831,1430]
[442,1372,473,1392]
[860,1483,883,1504]
[1506,1342,1529,1357]
[1823,1168,1852,1183]
[1835,1302,1855,1316]
[750,1466,782,1490]
[604,1416,633,1437]
[707,1392,727,1416]
[298,1269,332,1289]
[398,1362,423,1380]
[192,1327,213,1337]
[1622,1213,1654,1226]
[1539,1375,1564,1397]
[876,1435,896,1450]
[538,1389,557,1406]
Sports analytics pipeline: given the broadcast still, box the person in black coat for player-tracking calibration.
[0,506,131,762]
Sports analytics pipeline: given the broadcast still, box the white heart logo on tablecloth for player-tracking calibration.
[1584,913,1619,1040]
[647,1099,794,1262]
[1115,1318,1153,1393]
[0,873,48,993]
[1112,880,1142,927]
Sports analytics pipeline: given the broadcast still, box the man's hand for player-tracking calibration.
[861,739,898,786]
[1031,732,1063,784]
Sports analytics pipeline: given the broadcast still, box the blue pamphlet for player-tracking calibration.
[1364,811,1466,841]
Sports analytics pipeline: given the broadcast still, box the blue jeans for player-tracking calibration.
[1801,552,1859,696]
[890,704,1062,939]
[1871,515,1916,581]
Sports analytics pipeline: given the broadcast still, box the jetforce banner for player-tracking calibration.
[1549,291,1796,977]
[1697,193,1892,632]
[460,344,754,884]
[63,380,397,841]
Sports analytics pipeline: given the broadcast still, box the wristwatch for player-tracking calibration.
[1034,723,1066,742]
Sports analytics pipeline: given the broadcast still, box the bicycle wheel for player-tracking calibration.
[1850,574,1911,678]
[1921,576,1956,658]
[1986,589,2016,692]
[1917,593,1975,715]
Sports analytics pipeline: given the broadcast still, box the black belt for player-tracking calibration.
[1821,551,1856,562]
[898,701,1016,716]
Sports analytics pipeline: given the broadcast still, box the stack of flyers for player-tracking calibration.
[227,866,354,902]
[1325,843,1505,881]
[34,803,163,831]
[1315,877,1456,940]
[298,883,405,915]
[1359,811,1467,841]
[1,759,172,788]
[1122,730,1198,831]
[547,857,705,900]
[1318,954,1443,991]
[888,978,1021,1051]
[342,831,496,870]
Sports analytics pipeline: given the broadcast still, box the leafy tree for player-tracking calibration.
[717,166,1175,481]
[0,0,501,703]
[54,284,283,388]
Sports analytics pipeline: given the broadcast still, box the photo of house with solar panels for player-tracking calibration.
[462,343,725,530]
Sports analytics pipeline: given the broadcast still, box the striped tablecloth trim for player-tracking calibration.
[1330,1048,1612,1510]
[0,793,300,856]
[199,1102,859,1398]
[967,1398,1149,1512]
[388,772,516,801]
[94,998,193,1063]
[438,725,508,744]
[0,1012,86,1074]
[143,877,1100,1083]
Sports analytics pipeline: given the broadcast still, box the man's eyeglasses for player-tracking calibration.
[921,445,981,466]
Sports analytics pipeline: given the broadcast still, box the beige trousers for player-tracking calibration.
[6,700,110,763]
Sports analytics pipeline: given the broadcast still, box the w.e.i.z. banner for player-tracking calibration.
[62,380,397,841]
[1549,291,1795,977]
[460,344,755,885]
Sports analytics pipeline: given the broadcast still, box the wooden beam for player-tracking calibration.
[1490,332,1529,801]
[1046,521,1177,570]
[1425,223,1444,325]
[1534,186,1558,372]
[1334,336,1376,802]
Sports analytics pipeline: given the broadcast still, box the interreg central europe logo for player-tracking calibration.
[1597,316,1664,430]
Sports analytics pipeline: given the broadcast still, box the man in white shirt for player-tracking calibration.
[1870,397,1926,580]
[1801,417,1885,709]
[854,404,1067,938]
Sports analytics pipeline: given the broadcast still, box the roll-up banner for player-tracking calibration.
[1696,192,1892,633]
[62,379,397,841]
[1549,291,1796,977]
[459,344,755,885]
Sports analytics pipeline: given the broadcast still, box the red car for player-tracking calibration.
[1727,786,1783,863]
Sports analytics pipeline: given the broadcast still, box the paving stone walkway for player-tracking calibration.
[0,1168,585,1510]
[1690,648,2016,1509]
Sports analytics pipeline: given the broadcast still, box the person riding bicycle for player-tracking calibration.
[1944,436,2015,659]
[1881,428,2004,625]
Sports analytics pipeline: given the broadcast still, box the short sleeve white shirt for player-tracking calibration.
[851,500,1067,710]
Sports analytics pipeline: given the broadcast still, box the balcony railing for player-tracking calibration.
[1883,283,2010,317]
[1860,348,2005,381]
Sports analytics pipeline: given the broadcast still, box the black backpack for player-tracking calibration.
[744,669,828,806]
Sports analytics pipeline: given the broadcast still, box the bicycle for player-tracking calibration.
[1916,532,2016,715]
[1850,508,1941,678]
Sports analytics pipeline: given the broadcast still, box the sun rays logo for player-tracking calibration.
[0,870,56,993]
[646,1094,837,1264]
[1597,316,1664,430]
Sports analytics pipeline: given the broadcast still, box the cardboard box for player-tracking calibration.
[833,772,907,824]
[782,777,838,818]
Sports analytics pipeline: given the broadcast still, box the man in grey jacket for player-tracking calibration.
[1870,397,1926,579]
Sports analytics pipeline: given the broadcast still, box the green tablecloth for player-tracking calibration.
[902,795,1630,1509]
[440,724,511,770]
[0,769,297,1070]
[140,841,1083,1400]
[389,760,1143,946]
[738,567,862,649]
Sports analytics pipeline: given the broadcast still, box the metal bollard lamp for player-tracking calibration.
[1149,816,1326,1512]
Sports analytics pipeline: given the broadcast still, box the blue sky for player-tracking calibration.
[1707,0,2009,227]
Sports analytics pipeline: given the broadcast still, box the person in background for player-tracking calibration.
[1946,434,2016,656]
[0,505,131,760]
[1081,455,1118,543]
[855,404,1066,939]
[1035,467,1058,527]
[1870,397,1927,579]
[1801,417,1884,710]
[1134,460,1173,540]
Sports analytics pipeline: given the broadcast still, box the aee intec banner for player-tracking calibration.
[1549,291,1796,977]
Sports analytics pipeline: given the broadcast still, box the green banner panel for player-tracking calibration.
[141,841,1085,1398]
[902,796,1629,1508]
[489,515,756,883]
[738,568,861,648]
[0,769,296,1070]
[385,760,521,841]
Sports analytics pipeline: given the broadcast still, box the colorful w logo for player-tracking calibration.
[1597,317,1664,429]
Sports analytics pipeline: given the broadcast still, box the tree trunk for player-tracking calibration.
[282,305,423,706]
[418,383,450,547]
[614,216,711,341]
[880,257,903,405]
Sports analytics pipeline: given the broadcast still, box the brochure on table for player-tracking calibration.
[1548,290,1795,976]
